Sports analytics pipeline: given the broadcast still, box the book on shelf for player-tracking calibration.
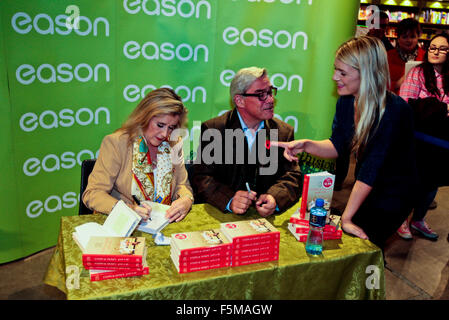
[137,201,170,235]
[299,171,335,219]
[72,200,142,252]
[89,261,149,281]
[82,236,147,265]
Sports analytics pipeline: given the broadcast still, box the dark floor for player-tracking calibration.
[1,166,448,300]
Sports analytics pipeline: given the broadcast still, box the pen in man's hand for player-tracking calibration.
[245,182,251,193]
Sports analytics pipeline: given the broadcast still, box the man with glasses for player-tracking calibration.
[192,67,301,216]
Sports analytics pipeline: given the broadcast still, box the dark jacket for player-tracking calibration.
[409,97,449,188]
[192,109,302,212]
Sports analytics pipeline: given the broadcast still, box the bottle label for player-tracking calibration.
[309,212,326,228]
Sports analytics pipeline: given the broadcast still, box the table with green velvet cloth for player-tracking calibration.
[44,203,385,300]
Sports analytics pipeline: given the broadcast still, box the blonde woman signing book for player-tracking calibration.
[83,88,194,223]
[275,36,418,250]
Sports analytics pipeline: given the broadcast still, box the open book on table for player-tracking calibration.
[73,200,142,252]
[137,201,170,235]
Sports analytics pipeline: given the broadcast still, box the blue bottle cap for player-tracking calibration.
[315,198,324,207]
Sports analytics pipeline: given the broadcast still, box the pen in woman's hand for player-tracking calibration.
[132,195,141,206]
[132,195,151,221]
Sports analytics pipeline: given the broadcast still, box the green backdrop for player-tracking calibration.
[0,0,360,263]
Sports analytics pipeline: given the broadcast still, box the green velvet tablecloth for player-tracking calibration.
[43,203,385,300]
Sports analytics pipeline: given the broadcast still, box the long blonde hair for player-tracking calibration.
[118,88,188,145]
[336,36,390,155]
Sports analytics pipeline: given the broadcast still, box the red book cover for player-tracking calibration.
[299,172,335,219]
[220,219,280,247]
[233,249,279,262]
[233,237,279,250]
[232,232,280,245]
[290,211,340,232]
[300,174,310,219]
[82,236,146,264]
[171,229,232,257]
[177,255,231,268]
[171,253,230,273]
[288,223,342,242]
[232,254,278,267]
[289,221,339,234]
[84,263,143,270]
[89,266,149,281]
[233,244,279,256]
[172,246,231,262]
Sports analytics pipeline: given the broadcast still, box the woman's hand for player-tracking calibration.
[446,104,449,117]
[131,202,152,221]
[272,139,338,161]
[341,217,369,240]
[166,196,193,222]
[271,140,306,162]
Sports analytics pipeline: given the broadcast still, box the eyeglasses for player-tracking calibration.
[240,86,277,101]
[428,46,449,54]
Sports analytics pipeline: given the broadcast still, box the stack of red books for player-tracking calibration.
[170,229,232,274]
[220,218,280,267]
[288,211,342,242]
[81,236,148,281]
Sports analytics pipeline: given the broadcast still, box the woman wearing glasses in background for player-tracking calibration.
[275,36,418,250]
[397,33,449,240]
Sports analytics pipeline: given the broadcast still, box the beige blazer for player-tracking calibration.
[82,131,193,214]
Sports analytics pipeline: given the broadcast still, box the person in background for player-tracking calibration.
[83,88,194,222]
[387,18,426,94]
[397,33,449,240]
[275,36,417,250]
[367,10,394,51]
[191,67,301,217]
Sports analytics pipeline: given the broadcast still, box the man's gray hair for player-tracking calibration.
[230,67,267,107]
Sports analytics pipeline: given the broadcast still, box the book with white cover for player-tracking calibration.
[137,201,170,234]
[72,200,142,252]
[405,61,422,77]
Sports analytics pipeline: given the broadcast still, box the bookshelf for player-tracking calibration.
[358,0,449,45]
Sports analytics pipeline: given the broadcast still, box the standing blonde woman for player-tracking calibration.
[276,36,418,249]
[83,88,194,223]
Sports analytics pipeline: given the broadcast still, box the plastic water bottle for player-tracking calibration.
[305,198,327,255]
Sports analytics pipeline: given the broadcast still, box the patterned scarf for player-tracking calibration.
[131,135,173,205]
[397,46,419,63]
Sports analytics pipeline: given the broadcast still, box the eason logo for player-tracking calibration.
[220,69,303,93]
[174,233,187,240]
[124,84,206,103]
[123,0,212,19]
[322,177,333,189]
[26,191,78,218]
[223,26,308,50]
[123,40,209,62]
[16,63,110,85]
[11,12,109,36]
[23,149,100,177]
[248,0,313,4]
[19,106,111,132]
